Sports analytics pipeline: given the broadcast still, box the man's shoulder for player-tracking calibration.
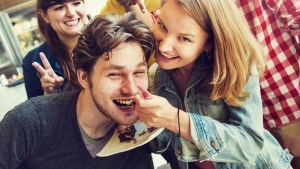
[29,90,80,108]
[2,90,80,132]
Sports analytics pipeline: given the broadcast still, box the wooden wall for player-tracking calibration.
[0,0,33,12]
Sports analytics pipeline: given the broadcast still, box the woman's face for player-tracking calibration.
[152,0,209,70]
[41,0,86,39]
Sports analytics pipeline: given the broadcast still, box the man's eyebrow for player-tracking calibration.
[107,61,148,70]
[137,61,148,68]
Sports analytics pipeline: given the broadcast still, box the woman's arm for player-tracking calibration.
[116,0,155,28]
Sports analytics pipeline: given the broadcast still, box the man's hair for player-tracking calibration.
[73,13,155,75]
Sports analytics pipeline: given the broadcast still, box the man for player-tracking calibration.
[0,13,155,169]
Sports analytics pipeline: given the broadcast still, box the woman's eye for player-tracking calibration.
[54,5,64,11]
[158,21,167,32]
[179,36,191,42]
[73,1,82,6]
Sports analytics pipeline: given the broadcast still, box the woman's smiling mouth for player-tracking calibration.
[64,18,80,26]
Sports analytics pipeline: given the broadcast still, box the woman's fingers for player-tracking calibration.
[39,52,52,70]
[53,74,64,84]
[136,0,146,13]
[32,62,47,78]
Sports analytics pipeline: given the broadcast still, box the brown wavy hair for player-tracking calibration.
[73,12,155,80]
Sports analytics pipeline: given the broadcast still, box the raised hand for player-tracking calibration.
[116,0,146,13]
[32,52,64,95]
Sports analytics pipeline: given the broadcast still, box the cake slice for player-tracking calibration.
[117,125,137,142]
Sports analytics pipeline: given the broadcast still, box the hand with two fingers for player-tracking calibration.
[32,52,64,95]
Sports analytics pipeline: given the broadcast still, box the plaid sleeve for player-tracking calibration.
[236,0,300,129]
[265,0,300,36]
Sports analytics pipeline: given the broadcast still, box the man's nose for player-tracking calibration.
[121,77,139,95]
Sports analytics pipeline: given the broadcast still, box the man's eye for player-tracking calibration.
[135,71,146,76]
[108,73,122,78]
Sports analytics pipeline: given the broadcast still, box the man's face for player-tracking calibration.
[87,42,148,125]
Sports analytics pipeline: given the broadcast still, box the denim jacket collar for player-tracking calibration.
[153,53,214,95]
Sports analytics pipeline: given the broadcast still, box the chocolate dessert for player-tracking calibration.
[118,125,137,143]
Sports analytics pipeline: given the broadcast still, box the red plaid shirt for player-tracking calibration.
[236,0,300,129]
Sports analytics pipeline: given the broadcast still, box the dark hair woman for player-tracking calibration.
[22,0,87,98]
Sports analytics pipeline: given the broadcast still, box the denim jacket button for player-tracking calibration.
[285,154,289,161]
[210,140,219,151]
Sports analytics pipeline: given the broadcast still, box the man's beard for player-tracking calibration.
[88,78,137,125]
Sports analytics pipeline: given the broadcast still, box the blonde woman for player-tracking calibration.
[118,0,293,168]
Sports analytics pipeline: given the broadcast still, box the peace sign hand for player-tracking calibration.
[32,52,64,95]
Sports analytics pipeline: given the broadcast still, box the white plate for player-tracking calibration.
[97,121,164,157]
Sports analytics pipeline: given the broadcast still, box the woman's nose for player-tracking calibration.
[158,35,174,53]
[66,6,76,16]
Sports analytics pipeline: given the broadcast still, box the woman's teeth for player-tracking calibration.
[161,53,177,59]
[65,19,79,26]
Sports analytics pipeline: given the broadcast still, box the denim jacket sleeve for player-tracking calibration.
[180,75,264,164]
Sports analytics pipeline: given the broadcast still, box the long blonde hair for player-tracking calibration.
[163,0,265,106]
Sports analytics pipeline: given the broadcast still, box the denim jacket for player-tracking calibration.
[149,56,293,169]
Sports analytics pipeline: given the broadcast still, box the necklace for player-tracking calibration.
[78,123,103,141]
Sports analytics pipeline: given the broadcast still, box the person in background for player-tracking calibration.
[101,0,160,16]
[0,13,156,169]
[101,0,160,66]
[235,1,300,168]
[118,0,294,168]
[22,0,86,99]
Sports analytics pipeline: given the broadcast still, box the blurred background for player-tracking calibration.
[0,0,107,118]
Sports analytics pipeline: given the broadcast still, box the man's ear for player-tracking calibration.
[77,69,89,89]
[39,9,50,24]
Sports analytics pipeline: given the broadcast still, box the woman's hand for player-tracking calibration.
[134,90,178,130]
[32,52,64,95]
[116,0,146,13]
